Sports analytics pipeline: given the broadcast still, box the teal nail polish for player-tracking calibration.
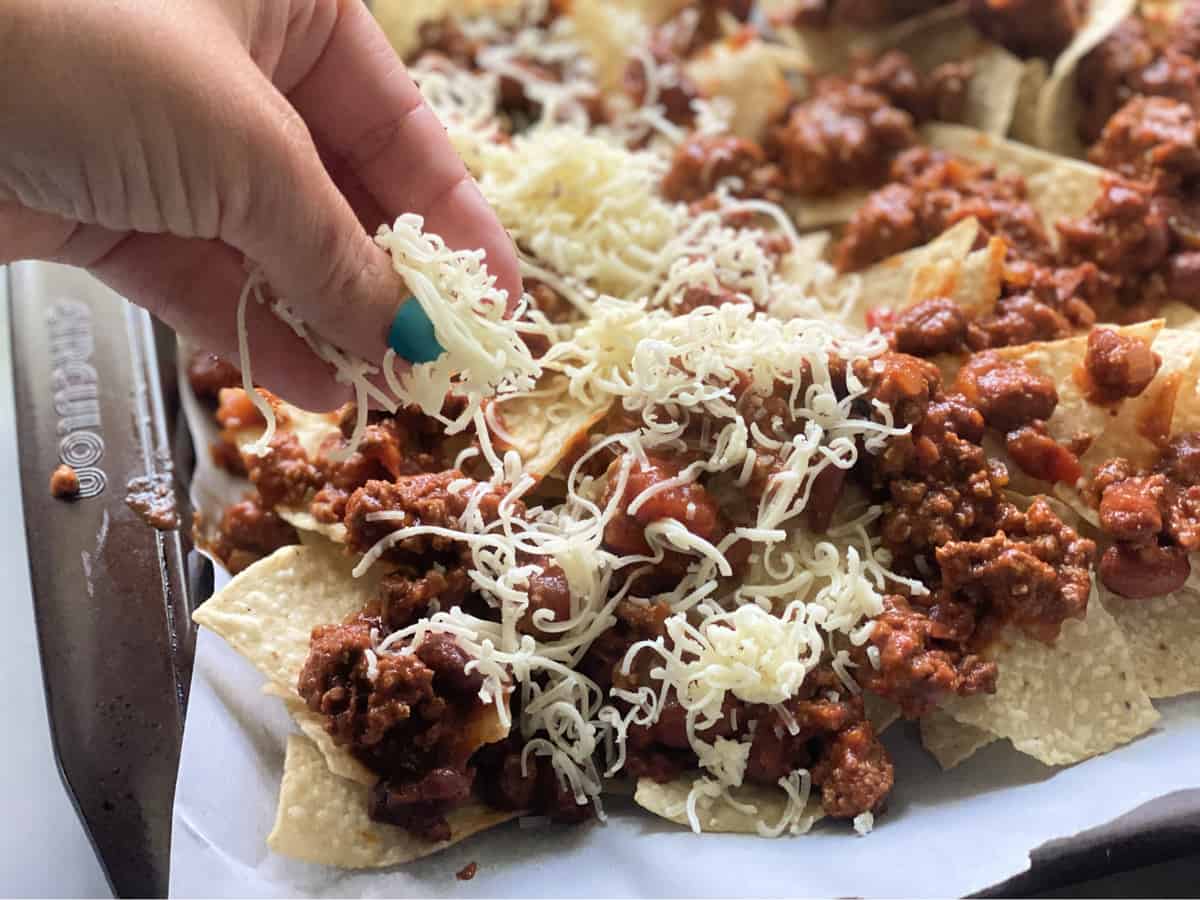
[388,298,445,364]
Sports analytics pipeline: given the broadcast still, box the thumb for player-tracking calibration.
[218,79,403,366]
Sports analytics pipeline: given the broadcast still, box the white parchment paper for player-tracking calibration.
[170,360,1200,898]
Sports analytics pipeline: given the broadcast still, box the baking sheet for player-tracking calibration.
[169,361,1200,898]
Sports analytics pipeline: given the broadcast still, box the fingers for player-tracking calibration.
[0,202,77,265]
[85,230,354,411]
[283,0,522,304]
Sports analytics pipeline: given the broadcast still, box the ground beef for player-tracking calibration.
[670,283,755,315]
[1076,4,1200,145]
[768,80,916,196]
[299,620,437,752]
[298,621,498,841]
[850,51,972,124]
[623,13,705,127]
[310,411,446,523]
[1060,177,1180,321]
[210,495,299,573]
[960,262,1102,351]
[966,0,1084,59]
[747,684,894,819]
[408,17,480,68]
[343,472,517,559]
[856,347,1097,698]
[954,352,1058,432]
[936,497,1095,642]
[579,599,672,694]
[834,147,1053,272]
[853,594,998,717]
[50,464,80,499]
[245,433,325,509]
[519,557,573,638]
[1058,177,1172,283]
[811,722,895,818]
[376,561,474,632]
[1089,96,1200,189]
[186,351,242,404]
[1082,327,1162,404]
[892,297,970,356]
[660,134,778,204]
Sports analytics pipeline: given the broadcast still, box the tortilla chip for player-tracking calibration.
[992,321,1167,474]
[228,397,342,462]
[685,39,800,142]
[193,542,384,692]
[1009,58,1048,145]
[1162,300,1200,331]
[634,776,824,835]
[269,735,517,869]
[1032,0,1138,157]
[490,376,613,478]
[865,693,901,734]
[261,682,379,786]
[920,711,997,771]
[911,234,1007,319]
[922,124,1106,239]
[278,505,349,544]
[941,595,1160,766]
[775,3,968,74]
[567,0,651,92]
[836,217,980,328]
[1098,587,1200,699]
[784,191,873,231]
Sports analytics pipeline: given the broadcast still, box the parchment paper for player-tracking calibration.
[169,360,1200,898]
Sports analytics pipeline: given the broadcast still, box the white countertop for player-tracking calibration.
[1,272,112,897]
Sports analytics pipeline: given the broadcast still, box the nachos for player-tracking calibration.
[187,0,1200,869]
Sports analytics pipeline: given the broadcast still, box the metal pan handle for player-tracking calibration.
[8,261,196,898]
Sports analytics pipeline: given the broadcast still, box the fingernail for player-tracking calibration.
[388,297,445,364]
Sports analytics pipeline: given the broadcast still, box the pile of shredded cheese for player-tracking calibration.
[235,213,540,458]
[348,296,916,834]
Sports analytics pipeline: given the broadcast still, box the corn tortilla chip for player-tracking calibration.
[773,3,969,75]
[261,682,378,786]
[835,217,981,329]
[634,776,824,835]
[193,542,385,693]
[1032,0,1138,157]
[1009,58,1048,145]
[685,40,800,142]
[786,191,873,232]
[229,399,342,461]
[865,693,901,735]
[1098,587,1200,699]
[922,124,1106,241]
[278,505,349,544]
[992,321,1167,474]
[490,376,614,479]
[269,735,518,869]
[941,595,1160,766]
[920,710,997,771]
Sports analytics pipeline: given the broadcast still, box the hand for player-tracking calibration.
[0,0,521,410]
